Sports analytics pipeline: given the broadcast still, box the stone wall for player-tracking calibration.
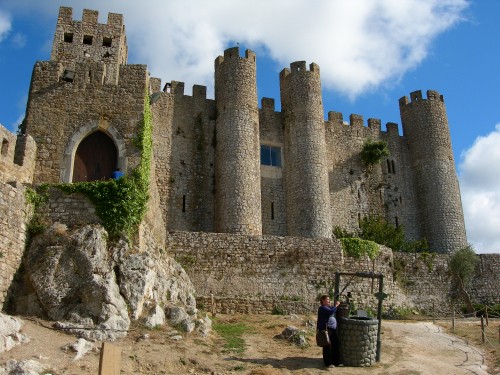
[391,252,500,315]
[0,125,37,307]
[37,187,100,228]
[25,61,148,184]
[325,114,421,242]
[0,127,36,184]
[166,231,500,316]
[0,182,31,307]
[167,231,414,314]
[150,83,216,234]
[470,254,500,305]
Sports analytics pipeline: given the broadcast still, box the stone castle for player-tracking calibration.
[1,6,497,317]
[26,6,467,252]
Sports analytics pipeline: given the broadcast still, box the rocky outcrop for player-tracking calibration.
[10,223,206,341]
[0,313,29,353]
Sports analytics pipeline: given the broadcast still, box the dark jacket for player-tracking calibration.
[317,304,337,330]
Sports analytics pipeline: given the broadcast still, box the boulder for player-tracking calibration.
[12,223,208,340]
[0,313,29,353]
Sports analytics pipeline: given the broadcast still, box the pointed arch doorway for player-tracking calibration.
[72,131,117,182]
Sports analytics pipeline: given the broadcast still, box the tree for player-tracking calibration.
[449,245,478,314]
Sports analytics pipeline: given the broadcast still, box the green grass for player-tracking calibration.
[212,320,250,354]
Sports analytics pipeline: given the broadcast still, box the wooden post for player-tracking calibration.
[99,342,121,375]
[480,317,485,344]
[452,310,455,333]
[485,306,489,326]
[432,302,435,324]
[375,275,383,363]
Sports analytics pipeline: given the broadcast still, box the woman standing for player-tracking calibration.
[317,295,341,368]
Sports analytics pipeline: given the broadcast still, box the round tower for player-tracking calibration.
[214,47,262,235]
[399,90,467,253]
[280,61,332,238]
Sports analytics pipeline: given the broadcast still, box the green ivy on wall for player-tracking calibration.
[58,91,153,240]
[25,184,50,238]
[339,237,380,260]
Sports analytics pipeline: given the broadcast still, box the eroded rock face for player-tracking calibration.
[13,224,205,341]
[21,225,130,341]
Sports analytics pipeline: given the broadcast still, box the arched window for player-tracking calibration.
[72,131,117,182]
[1,139,8,156]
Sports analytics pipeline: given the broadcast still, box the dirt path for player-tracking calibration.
[0,314,493,374]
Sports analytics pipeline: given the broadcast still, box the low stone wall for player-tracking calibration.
[37,188,100,228]
[167,231,412,314]
[471,254,500,305]
[167,232,500,316]
[394,252,500,315]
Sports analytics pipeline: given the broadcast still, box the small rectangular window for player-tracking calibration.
[102,37,112,47]
[64,32,73,43]
[83,35,93,45]
[260,145,282,167]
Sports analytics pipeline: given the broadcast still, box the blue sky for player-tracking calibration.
[0,1,498,254]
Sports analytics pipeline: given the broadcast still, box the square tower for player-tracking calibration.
[50,6,128,83]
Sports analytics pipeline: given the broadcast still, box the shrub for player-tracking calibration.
[361,140,389,166]
[339,237,380,260]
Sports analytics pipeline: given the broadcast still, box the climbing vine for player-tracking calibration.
[58,91,152,240]
[24,184,50,238]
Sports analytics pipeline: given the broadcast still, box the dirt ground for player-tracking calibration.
[0,313,496,375]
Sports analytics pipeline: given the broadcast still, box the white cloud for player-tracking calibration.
[11,32,26,48]
[3,0,468,99]
[0,10,12,42]
[458,123,500,254]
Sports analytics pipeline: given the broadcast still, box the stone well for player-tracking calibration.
[338,316,378,367]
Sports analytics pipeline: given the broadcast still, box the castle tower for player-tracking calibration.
[280,62,332,238]
[399,90,467,253]
[50,6,128,84]
[214,47,262,235]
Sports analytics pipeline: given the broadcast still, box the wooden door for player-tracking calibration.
[72,131,117,182]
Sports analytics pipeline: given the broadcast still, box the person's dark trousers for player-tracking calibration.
[322,342,333,366]
[328,327,341,366]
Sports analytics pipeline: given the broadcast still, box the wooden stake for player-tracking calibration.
[480,316,485,344]
[99,342,121,375]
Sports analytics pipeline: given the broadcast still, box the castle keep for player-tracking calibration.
[19,6,467,253]
[5,6,496,317]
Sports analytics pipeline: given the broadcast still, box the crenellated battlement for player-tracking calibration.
[280,61,320,80]
[51,6,127,74]
[29,61,147,91]
[160,81,207,100]
[0,125,36,184]
[57,6,124,28]
[215,47,256,67]
[399,89,444,108]
[326,111,400,135]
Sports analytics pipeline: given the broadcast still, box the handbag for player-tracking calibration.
[315,329,330,347]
